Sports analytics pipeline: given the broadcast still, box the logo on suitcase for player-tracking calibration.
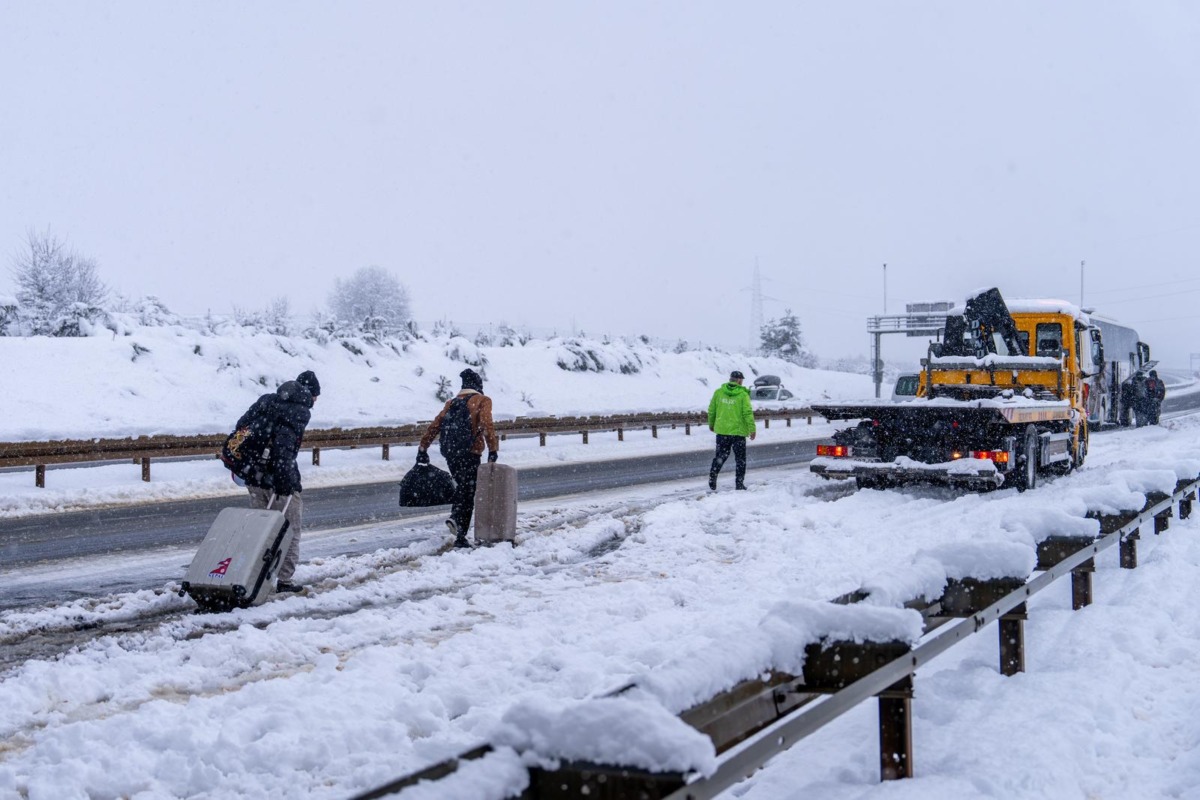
[209,557,232,578]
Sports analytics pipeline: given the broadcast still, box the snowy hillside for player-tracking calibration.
[0,323,875,442]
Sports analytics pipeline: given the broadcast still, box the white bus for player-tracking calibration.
[1086,316,1153,426]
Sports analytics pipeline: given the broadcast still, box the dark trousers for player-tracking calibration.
[446,452,482,534]
[710,434,747,485]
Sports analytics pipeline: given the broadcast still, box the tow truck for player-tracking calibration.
[810,288,1088,491]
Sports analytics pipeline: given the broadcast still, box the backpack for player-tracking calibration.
[438,396,475,457]
[220,414,275,484]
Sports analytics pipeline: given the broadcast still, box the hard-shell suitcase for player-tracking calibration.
[181,496,295,612]
[473,462,518,544]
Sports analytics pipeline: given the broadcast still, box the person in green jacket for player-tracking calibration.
[707,370,757,490]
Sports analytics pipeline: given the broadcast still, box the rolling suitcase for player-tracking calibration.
[181,495,295,612]
[473,462,518,544]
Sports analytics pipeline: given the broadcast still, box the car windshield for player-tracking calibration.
[894,375,919,396]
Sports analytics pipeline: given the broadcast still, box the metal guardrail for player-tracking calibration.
[0,408,820,487]
[352,475,1199,799]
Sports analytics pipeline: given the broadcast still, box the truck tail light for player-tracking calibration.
[971,450,1010,463]
[816,444,850,458]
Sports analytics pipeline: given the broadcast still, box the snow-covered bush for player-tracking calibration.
[445,336,487,367]
[0,295,17,336]
[555,337,644,374]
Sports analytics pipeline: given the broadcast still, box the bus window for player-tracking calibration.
[1018,331,1030,356]
[1035,323,1063,357]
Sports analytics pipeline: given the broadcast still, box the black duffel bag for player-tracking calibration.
[399,463,456,507]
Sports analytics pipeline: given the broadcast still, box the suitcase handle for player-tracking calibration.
[267,493,294,514]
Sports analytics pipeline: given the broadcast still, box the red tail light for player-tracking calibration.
[970,450,1010,463]
[816,444,850,458]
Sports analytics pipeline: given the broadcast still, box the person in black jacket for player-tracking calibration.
[229,370,320,592]
[1146,370,1166,425]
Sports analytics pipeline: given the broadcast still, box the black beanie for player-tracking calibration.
[460,368,483,392]
[297,370,321,398]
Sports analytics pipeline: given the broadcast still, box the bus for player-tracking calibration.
[1086,315,1153,426]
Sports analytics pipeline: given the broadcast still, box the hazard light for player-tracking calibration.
[816,444,851,458]
[970,450,1010,463]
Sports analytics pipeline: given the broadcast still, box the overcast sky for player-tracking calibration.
[2,1,1199,366]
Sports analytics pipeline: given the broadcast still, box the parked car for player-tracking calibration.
[891,372,920,401]
[751,375,795,402]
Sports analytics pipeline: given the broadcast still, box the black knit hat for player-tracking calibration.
[730,370,745,381]
[460,368,483,392]
[296,370,321,398]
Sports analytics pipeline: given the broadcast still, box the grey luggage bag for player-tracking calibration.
[181,495,295,612]
[473,462,518,544]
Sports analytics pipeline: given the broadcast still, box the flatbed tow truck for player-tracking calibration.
[810,288,1087,491]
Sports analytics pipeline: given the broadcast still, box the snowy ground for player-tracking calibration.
[2,411,1200,799]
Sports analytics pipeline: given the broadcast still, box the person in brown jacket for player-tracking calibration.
[417,368,499,547]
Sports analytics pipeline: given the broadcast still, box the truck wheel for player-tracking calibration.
[1018,427,1038,492]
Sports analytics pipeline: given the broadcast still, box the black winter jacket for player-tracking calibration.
[233,380,313,494]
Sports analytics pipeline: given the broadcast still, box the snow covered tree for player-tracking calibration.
[759,309,818,367]
[10,228,108,336]
[327,266,411,331]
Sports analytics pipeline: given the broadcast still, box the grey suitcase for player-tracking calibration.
[181,497,295,611]
[473,462,518,544]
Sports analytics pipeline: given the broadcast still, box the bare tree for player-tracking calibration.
[9,228,108,335]
[328,266,411,330]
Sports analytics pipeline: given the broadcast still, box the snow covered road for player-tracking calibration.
[3,417,1200,799]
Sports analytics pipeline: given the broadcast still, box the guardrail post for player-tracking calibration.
[581,430,589,444]
[999,602,1027,676]
[1120,529,1138,569]
[651,425,658,439]
[35,465,45,488]
[1072,559,1094,609]
[141,458,151,482]
[313,447,321,466]
[1155,508,1171,534]
[807,415,813,425]
[787,417,792,427]
[539,432,546,446]
[618,428,624,442]
[764,418,770,429]
[1181,491,1194,520]
[879,676,914,780]
[382,444,390,461]
[685,423,691,435]
[525,763,686,799]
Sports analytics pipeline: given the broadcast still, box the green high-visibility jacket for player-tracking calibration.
[707,382,756,437]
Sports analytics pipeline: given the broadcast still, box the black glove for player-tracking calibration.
[487,451,498,463]
[416,449,430,465]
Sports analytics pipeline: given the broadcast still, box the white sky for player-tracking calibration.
[3,1,1200,364]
